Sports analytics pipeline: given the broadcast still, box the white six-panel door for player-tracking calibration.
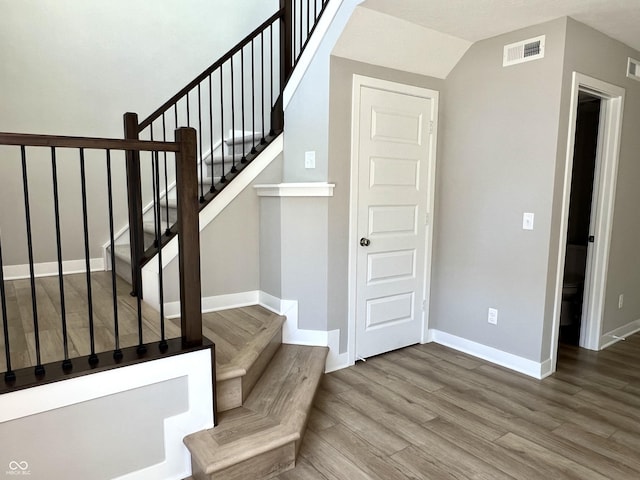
[350,76,438,361]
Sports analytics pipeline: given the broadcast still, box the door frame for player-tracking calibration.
[346,74,439,365]
[550,72,625,370]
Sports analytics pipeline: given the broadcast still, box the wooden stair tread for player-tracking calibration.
[200,306,286,413]
[185,344,328,478]
[204,306,285,379]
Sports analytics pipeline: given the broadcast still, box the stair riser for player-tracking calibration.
[216,377,243,412]
[112,251,132,285]
[207,159,243,179]
[216,325,283,413]
[226,138,259,157]
[192,442,295,480]
[144,206,177,225]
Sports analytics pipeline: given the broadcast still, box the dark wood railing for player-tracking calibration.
[0,129,211,397]
[126,0,331,282]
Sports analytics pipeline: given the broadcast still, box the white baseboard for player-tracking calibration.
[599,319,640,350]
[3,258,105,281]
[429,329,550,380]
[164,289,348,373]
[164,291,261,319]
[325,328,349,373]
[258,292,347,372]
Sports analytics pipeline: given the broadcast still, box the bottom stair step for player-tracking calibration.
[185,344,328,480]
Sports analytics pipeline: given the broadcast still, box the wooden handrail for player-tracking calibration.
[138,10,283,131]
[0,132,179,152]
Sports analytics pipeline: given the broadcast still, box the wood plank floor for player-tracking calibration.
[0,272,278,374]
[0,271,182,372]
[276,334,640,480]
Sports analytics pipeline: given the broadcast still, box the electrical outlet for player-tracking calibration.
[488,308,498,325]
[619,294,624,309]
[305,151,316,169]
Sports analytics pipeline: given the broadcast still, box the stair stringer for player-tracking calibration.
[141,133,284,308]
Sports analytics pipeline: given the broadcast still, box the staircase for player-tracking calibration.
[108,131,262,285]
[113,1,335,478]
[183,306,328,479]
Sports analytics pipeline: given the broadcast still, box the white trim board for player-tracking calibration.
[164,289,347,373]
[429,330,553,380]
[2,257,105,281]
[283,0,346,109]
[0,349,214,480]
[258,292,348,373]
[599,319,640,350]
[164,291,261,319]
[254,182,335,197]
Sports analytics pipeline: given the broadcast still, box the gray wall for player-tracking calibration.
[327,56,445,351]
[0,0,277,266]
[164,156,283,302]
[0,377,187,479]
[430,18,567,362]
[548,19,640,343]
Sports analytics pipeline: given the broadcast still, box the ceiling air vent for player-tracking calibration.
[627,57,640,81]
[503,35,545,67]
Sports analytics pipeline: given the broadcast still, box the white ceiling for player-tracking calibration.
[361,0,640,52]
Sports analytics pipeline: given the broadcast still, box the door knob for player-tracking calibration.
[360,237,371,247]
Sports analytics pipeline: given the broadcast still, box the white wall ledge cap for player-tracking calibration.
[254,182,335,197]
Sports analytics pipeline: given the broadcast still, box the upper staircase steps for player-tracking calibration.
[107,131,255,284]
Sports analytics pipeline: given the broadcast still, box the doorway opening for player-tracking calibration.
[559,92,601,346]
[550,72,625,374]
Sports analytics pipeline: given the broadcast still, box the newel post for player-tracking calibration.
[175,127,203,347]
[124,112,144,297]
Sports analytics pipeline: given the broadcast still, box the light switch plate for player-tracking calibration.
[523,212,534,230]
[305,151,316,169]
[488,308,498,325]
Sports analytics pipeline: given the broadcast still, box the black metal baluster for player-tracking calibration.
[251,40,257,154]
[186,93,191,127]
[162,113,171,234]
[153,152,167,351]
[261,31,266,144]
[208,73,216,193]
[299,0,303,60]
[20,146,44,376]
[105,149,122,360]
[198,83,205,202]
[51,147,71,371]
[230,56,237,173]
[241,47,247,164]
[314,0,317,21]
[174,104,179,132]
[307,0,310,36]
[220,67,226,183]
[79,148,98,366]
[270,23,275,136]
[149,125,156,249]
[0,234,15,382]
[293,0,297,60]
